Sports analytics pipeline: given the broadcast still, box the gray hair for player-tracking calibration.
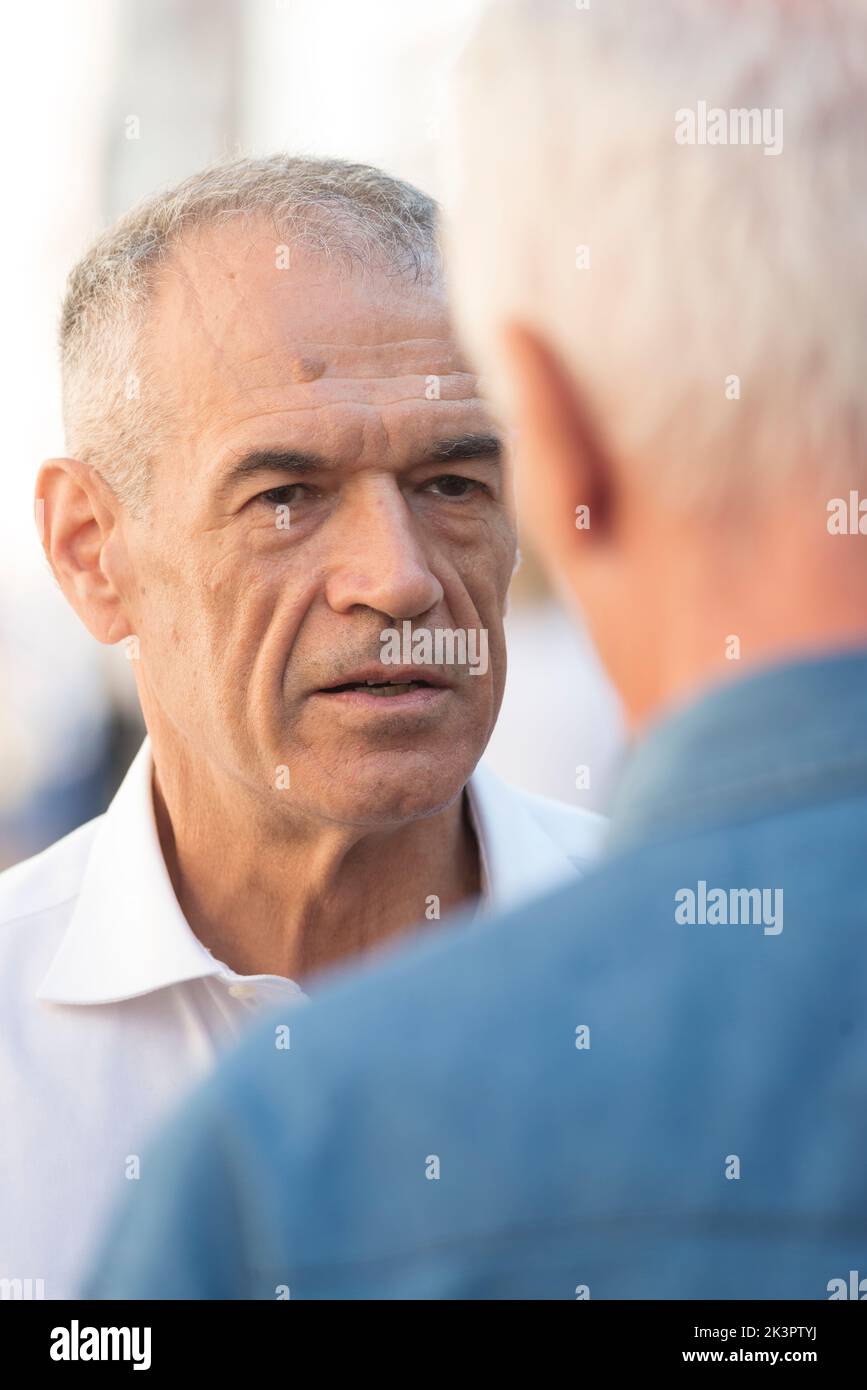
[443,0,867,513]
[60,154,441,513]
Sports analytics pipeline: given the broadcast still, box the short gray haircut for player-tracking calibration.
[60,154,441,513]
[444,0,867,513]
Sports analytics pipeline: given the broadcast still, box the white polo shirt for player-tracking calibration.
[0,739,605,1299]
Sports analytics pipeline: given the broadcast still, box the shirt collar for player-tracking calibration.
[465,760,584,916]
[36,739,235,1005]
[37,738,580,1006]
[607,646,867,856]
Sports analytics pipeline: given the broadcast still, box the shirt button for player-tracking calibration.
[227,983,257,1000]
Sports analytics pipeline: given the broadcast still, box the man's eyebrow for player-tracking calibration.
[217,449,330,496]
[217,435,502,497]
[423,433,503,464]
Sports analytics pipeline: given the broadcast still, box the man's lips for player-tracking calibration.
[314,665,452,696]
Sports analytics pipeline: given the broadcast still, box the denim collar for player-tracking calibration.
[607,646,867,855]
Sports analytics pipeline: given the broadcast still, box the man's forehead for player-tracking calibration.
[143,219,493,483]
[148,219,470,383]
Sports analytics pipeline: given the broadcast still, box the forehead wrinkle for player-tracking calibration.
[256,336,459,349]
[234,372,477,396]
[210,391,494,436]
[200,394,494,458]
[154,270,469,407]
[154,271,482,442]
[178,342,489,424]
[206,396,498,480]
[210,363,483,418]
[231,340,469,374]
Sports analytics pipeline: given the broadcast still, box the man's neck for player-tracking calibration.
[611,492,867,733]
[150,752,480,982]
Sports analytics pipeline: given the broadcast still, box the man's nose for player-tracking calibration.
[323,481,444,620]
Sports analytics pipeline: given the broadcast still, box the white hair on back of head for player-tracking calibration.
[60,154,441,513]
[443,0,867,513]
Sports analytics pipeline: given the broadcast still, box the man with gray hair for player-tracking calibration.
[87,0,867,1299]
[0,154,604,1298]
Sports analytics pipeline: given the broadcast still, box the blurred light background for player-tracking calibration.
[0,0,624,869]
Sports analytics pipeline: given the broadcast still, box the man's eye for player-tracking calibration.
[257,483,312,506]
[425,474,488,500]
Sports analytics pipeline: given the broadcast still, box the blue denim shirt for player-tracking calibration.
[87,650,867,1298]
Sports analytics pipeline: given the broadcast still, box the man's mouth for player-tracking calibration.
[323,678,436,698]
[312,665,450,710]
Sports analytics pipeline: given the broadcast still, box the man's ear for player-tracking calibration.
[498,323,615,587]
[36,458,134,646]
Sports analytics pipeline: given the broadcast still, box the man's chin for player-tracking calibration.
[300,746,479,829]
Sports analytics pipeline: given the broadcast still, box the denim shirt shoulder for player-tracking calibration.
[607,647,867,855]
